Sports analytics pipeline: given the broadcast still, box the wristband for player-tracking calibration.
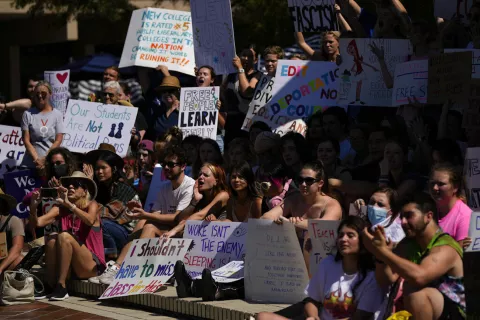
[238,68,245,74]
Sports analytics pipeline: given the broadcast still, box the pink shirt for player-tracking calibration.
[439,200,472,242]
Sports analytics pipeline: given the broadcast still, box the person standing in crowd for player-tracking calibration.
[151,76,182,140]
[29,172,104,300]
[0,78,38,126]
[294,31,341,62]
[365,193,465,319]
[21,81,65,171]
[92,146,194,285]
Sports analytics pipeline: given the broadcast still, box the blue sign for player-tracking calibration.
[3,169,42,218]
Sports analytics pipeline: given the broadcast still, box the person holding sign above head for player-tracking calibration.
[257,216,386,320]
[294,31,341,63]
[29,172,104,301]
[92,146,194,285]
[162,162,230,238]
[21,81,65,172]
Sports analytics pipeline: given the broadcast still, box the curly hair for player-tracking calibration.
[45,147,77,180]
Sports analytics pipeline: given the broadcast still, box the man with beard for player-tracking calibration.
[363,193,465,320]
[90,146,194,285]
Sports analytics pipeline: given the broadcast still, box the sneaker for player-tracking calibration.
[174,260,192,298]
[89,260,116,284]
[98,263,120,285]
[34,284,53,300]
[201,269,218,301]
[49,284,69,301]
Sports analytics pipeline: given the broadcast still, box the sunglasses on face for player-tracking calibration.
[161,161,180,168]
[296,177,319,186]
[102,92,116,98]
[162,90,177,95]
[66,181,84,189]
[35,92,48,99]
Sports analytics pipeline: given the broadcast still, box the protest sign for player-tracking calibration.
[0,125,27,179]
[466,212,480,252]
[463,80,480,132]
[392,60,428,106]
[428,51,472,104]
[245,219,309,304]
[243,60,339,135]
[61,99,137,157]
[445,49,480,79]
[348,203,366,219]
[119,8,195,76]
[242,75,275,131]
[307,220,340,276]
[287,0,338,32]
[100,237,192,299]
[338,38,411,106]
[183,221,246,279]
[178,86,219,140]
[3,169,42,218]
[143,165,165,212]
[373,217,405,244]
[44,69,70,115]
[465,148,480,210]
[193,260,244,283]
[191,0,236,75]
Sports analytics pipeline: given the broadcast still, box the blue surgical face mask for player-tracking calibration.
[367,205,389,225]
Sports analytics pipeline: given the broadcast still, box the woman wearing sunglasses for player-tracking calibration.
[153,75,182,139]
[29,172,104,301]
[21,81,65,171]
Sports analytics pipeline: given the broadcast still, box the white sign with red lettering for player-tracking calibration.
[308,220,340,276]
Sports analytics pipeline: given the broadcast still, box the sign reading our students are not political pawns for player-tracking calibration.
[245,219,309,304]
[44,69,70,115]
[0,125,27,179]
[119,8,195,76]
[242,60,339,136]
[100,238,191,299]
[392,60,428,106]
[191,0,236,75]
[178,87,219,140]
[287,0,338,32]
[338,38,411,107]
[183,221,247,279]
[61,99,137,158]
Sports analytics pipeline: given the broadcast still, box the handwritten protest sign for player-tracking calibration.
[308,220,340,276]
[465,148,480,210]
[119,8,195,76]
[0,125,27,179]
[428,51,472,104]
[287,0,338,32]
[193,260,244,283]
[445,49,480,79]
[44,69,70,115]
[373,217,405,243]
[338,38,411,106]
[178,86,219,140]
[191,0,236,75]
[392,60,428,106]
[4,170,42,218]
[61,99,138,157]
[245,219,309,304]
[100,238,191,299]
[183,221,247,279]
[242,75,275,131]
[243,60,339,135]
[466,212,480,252]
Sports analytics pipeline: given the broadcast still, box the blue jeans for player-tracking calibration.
[102,219,129,255]
[216,134,224,153]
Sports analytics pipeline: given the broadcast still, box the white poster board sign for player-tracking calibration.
[119,8,195,76]
[191,0,236,75]
[373,217,406,244]
[466,212,480,252]
[287,0,338,32]
[392,60,428,106]
[445,49,480,79]
[466,148,480,210]
[193,260,244,283]
[308,220,340,276]
[178,86,219,140]
[183,221,247,279]
[0,125,27,179]
[338,38,411,106]
[61,99,138,157]
[242,75,275,131]
[44,69,70,115]
[100,238,191,299]
[245,219,309,304]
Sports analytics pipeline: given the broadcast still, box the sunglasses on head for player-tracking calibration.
[296,177,319,186]
[161,161,180,168]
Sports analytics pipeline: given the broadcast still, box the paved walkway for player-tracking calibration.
[0,301,111,319]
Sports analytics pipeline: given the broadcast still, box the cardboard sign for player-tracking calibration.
[191,0,236,75]
[100,238,192,299]
[183,221,247,279]
[338,38,411,106]
[245,219,309,304]
[3,169,42,219]
[287,0,338,32]
[0,232,7,259]
[178,86,219,140]
[428,51,472,104]
[392,60,428,106]
[0,125,28,179]
[465,148,480,210]
[119,8,195,76]
[242,75,275,131]
[308,220,340,276]
[44,69,70,115]
[243,60,339,136]
[61,99,138,157]
[444,49,480,79]
[463,79,480,131]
